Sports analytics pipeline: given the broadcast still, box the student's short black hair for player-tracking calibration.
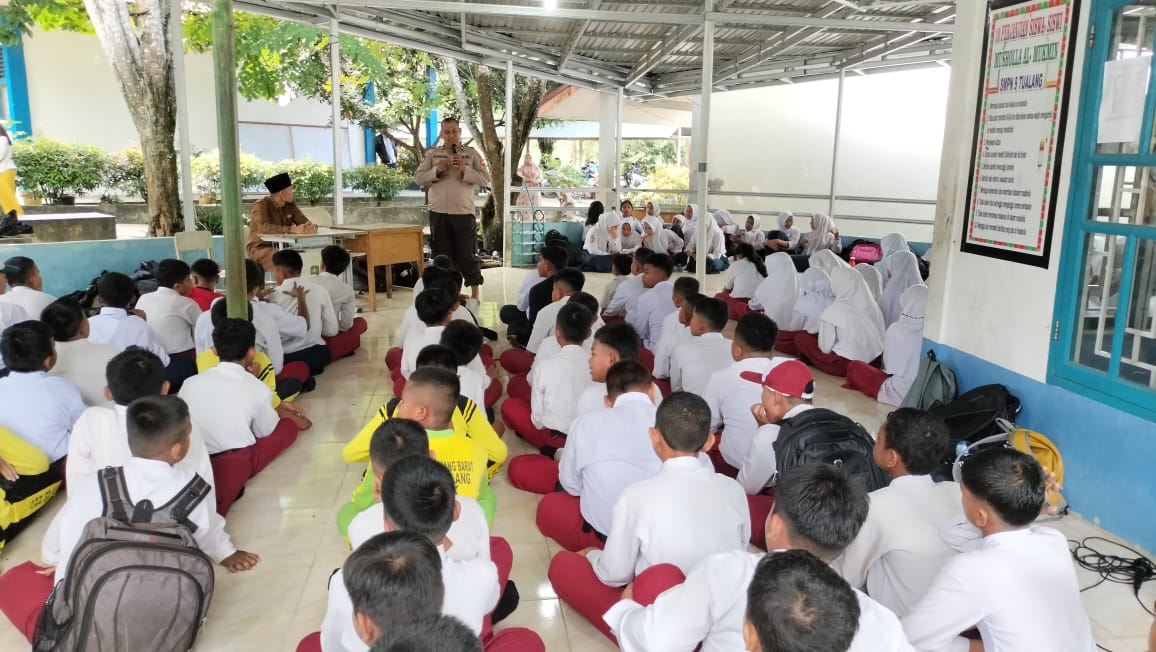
[554,268,585,294]
[380,454,457,540]
[645,253,674,278]
[126,395,191,459]
[960,447,1046,527]
[772,464,869,560]
[734,312,778,353]
[40,298,85,342]
[425,274,464,303]
[191,258,220,281]
[344,531,445,638]
[421,265,452,287]
[245,259,265,294]
[415,288,456,326]
[682,293,706,314]
[106,348,167,405]
[415,344,458,372]
[439,321,482,366]
[405,366,460,426]
[0,320,53,372]
[212,318,257,362]
[321,245,351,275]
[97,272,137,308]
[882,408,951,476]
[539,245,569,273]
[271,249,304,275]
[633,247,655,267]
[606,360,652,401]
[593,322,641,361]
[556,302,594,345]
[654,391,711,453]
[156,259,192,289]
[369,419,431,472]
[672,276,700,300]
[371,615,482,652]
[430,254,454,270]
[746,550,860,652]
[210,297,253,326]
[694,297,729,331]
[568,291,599,319]
[611,253,633,276]
[3,256,36,285]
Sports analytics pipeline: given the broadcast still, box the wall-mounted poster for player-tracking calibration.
[961,0,1079,268]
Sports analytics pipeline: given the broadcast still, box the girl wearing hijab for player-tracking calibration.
[583,201,605,241]
[517,153,543,207]
[713,209,738,256]
[716,243,767,319]
[766,211,801,252]
[644,200,660,219]
[809,249,849,277]
[619,220,642,253]
[843,283,927,405]
[800,213,842,256]
[794,266,886,376]
[686,211,729,274]
[775,266,833,355]
[582,210,622,273]
[878,251,923,327]
[738,215,767,250]
[642,215,683,256]
[874,232,910,288]
[750,252,801,347]
[856,264,884,301]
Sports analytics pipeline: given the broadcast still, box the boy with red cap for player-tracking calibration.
[736,359,816,550]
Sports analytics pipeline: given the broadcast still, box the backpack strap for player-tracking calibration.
[155,474,211,532]
[98,466,132,523]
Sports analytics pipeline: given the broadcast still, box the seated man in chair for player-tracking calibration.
[247,172,318,271]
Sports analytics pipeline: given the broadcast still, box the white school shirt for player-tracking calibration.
[458,364,488,412]
[703,357,789,468]
[559,393,661,535]
[273,277,339,352]
[670,332,733,396]
[573,381,663,425]
[87,307,170,366]
[628,280,676,350]
[586,456,749,585]
[321,545,500,652]
[599,275,626,316]
[652,311,689,379]
[49,339,119,407]
[529,343,592,432]
[400,324,445,379]
[605,274,645,317]
[347,496,490,563]
[735,403,814,495]
[0,285,56,320]
[0,371,86,461]
[534,312,601,362]
[606,549,915,652]
[527,296,567,355]
[902,527,1095,652]
[178,362,280,453]
[311,271,357,332]
[251,299,299,374]
[394,304,476,352]
[134,286,202,354]
[0,301,29,332]
[723,258,762,299]
[833,476,963,618]
[515,269,544,314]
[44,457,237,584]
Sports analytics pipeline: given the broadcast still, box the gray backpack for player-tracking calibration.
[33,466,215,652]
[901,349,958,410]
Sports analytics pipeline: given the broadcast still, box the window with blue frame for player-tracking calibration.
[1052,0,1156,418]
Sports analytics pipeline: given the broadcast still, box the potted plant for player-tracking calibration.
[13,140,107,204]
[346,165,409,205]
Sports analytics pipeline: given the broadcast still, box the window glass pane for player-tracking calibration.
[1097,3,1156,154]
[1119,238,1156,387]
[1089,165,1156,225]
[1071,232,1126,373]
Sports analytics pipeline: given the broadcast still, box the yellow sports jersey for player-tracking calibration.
[196,349,283,408]
[425,428,487,499]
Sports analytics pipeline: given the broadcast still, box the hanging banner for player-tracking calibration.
[961,0,1079,268]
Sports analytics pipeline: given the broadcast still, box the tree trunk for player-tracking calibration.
[82,0,180,236]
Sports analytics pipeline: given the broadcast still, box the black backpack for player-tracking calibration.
[773,408,890,492]
[928,384,1022,481]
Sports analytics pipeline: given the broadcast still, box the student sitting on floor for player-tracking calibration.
[901,447,1096,651]
[716,243,767,320]
[314,245,367,360]
[702,313,790,477]
[670,296,733,396]
[603,248,652,320]
[548,391,749,640]
[272,249,338,376]
[0,321,85,463]
[87,271,171,365]
[499,245,569,352]
[627,253,677,350]
[179,318,300,515]
[401,287,459,379]
[0,256,56,320]
[526,267,586,355]
[833,408,959,618]
[537,360,661,549]
[188,258,224,311]
[844,284,928,406]
[743,550,863,652]
[0,395,259,643]
[775,266,834,356]
[411,254,453,298]
[655,293,702,396]
[880,251,923,328]
[41,298,119,407]
[750,251,802,353]
[135,259,202,359]
[651,276,699,393]
[794,267,886,378]
[529,291,602,364]
[391,268,481,373]
[605,463,912,652]
[0,263,30,336]
[573,322,660,418]
[235,258,315,390]
[685,217,730,275]
[0,426,63,554]
[582,210,623,273]
[641,215,684,257]
[373,615,486,652]
[600,253,635,318]
[440,320,491,411]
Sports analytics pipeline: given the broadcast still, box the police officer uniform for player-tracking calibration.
[414,144,492,287]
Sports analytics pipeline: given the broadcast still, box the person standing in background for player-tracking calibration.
[374,129,398,168]
[0,125,30,237]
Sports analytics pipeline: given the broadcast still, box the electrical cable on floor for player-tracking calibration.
[1069,535,1156,652]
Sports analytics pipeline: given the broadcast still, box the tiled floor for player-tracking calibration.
[1,266,1153,651]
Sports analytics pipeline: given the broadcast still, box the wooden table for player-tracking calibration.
[336,224,425,311]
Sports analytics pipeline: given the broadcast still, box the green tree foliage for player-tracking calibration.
[0,0,91,44]
[622,139,677,175]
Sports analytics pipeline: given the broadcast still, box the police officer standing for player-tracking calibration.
[414,118,492,298]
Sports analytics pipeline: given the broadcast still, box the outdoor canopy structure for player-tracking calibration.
[206,0,958,307]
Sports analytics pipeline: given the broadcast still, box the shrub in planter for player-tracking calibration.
[191,150,270,198]
[346,165,408,204]
[13,139,107,202]
[277,159,333,206]
[103,148,147,201]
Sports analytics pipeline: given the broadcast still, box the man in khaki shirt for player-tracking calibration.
[247,172,317,271]
[414,118,492,297]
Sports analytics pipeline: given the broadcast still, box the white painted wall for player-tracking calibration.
[21,28,365,164]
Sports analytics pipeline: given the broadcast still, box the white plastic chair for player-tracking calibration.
[301,207,333,227]
[174,230,214,260]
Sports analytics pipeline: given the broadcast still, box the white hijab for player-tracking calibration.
[856,264,884,301]
[751,252,801,329]
[713,209,734,227]
[879,251,923,327]
[810,249,848,276]
[644,216,682,255]
[804,213,839,255]
[879,284,928,406]
[620,220,642,251]
[818,267,886,363]
[877,232,913,287]
[777,211,794,231]
[793,267,835,335]
[585,210,623,255]
[645,202,660,218]
[777,211,801,249]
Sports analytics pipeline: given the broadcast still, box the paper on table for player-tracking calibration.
[1098,55,1152,144]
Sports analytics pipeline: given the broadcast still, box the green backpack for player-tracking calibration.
[902,349,958,410]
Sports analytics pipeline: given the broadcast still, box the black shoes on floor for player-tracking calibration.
[0,211,31,237]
